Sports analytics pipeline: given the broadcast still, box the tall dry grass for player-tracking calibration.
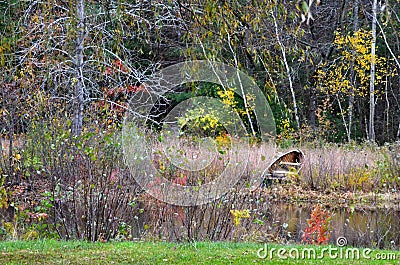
[147,136,400,194]
[298,143,400,192]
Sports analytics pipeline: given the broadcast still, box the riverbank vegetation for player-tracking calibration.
[1,130,400,248]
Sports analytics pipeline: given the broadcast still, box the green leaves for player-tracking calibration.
[301,1,309,13]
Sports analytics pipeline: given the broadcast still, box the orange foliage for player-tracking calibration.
[302,205,332,245]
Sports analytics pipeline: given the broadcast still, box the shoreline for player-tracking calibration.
[258,184,400,211]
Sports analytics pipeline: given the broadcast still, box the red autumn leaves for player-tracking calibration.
[302,205,332,245]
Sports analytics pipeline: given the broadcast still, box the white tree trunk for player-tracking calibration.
[72,0,85,136]
[368,0,377,142]
[271,10,300,129]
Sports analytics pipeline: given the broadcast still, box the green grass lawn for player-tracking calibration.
[0,240,399,265]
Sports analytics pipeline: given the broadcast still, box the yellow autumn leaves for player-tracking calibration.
[178,108,221,134]
[316,29,389,96]
[217,88,256,116]
[230,209,250,226]
[177,88,255,137]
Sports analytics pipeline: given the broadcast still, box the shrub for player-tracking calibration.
[302,205,332,245]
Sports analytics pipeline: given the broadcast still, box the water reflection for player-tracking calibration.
[270,203,400,249]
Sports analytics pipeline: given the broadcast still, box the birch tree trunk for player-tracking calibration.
[271,10,300,129]
[368,0,377,142]
[72,0,85,136]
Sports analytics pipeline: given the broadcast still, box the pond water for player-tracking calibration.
[270,203,400,249]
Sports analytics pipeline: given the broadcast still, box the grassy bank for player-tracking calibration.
[0,240,399,265]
